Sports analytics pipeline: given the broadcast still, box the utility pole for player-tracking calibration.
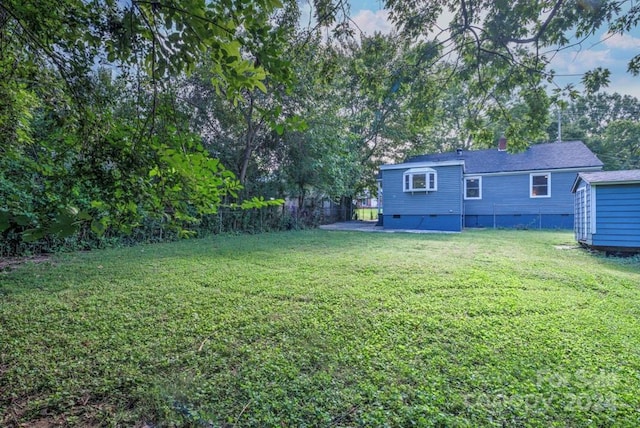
[557,107,562,142]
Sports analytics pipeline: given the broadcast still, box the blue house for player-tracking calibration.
[571,170,640,251]
[378,140,603,231]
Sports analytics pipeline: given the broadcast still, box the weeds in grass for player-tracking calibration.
[1,230,639,426]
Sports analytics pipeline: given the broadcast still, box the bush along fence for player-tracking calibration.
[0,203,352,257]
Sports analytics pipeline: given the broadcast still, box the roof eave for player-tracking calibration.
[471,165,602,177]
[590,179,640,186]
[380,160,465,170]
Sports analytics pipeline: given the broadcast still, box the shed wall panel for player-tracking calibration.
[590,183,640,248]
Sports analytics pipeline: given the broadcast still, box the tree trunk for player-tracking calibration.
[340,195,353,221]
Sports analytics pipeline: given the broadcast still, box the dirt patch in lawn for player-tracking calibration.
[554,245,581,250]
[0,255,52,272]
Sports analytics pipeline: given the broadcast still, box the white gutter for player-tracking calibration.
[380,160,465,170]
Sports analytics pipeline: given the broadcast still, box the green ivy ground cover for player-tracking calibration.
[1,230,639,427]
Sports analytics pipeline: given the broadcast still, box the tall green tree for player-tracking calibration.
[553,92,640,140]
[405,74,546,156]
[275,34,360,209]
[0,0,291,252]
[601,120,640,170]
[178,1,305,191]
[330,33,441,193]
[548,92,640,169]
[382,0,634,148]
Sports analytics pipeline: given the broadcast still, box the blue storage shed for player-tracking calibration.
[571,170,640,251]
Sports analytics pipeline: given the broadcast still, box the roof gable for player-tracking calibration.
[404,141,603,174]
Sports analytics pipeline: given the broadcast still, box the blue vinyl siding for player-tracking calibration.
[465,214,573,229]
[382,165,463,231]
[383,165,462,215]
[591,184,640,249]
[463,171,578,216]
[384,214,461,231]
[463,170,580,229]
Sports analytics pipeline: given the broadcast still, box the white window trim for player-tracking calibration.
[530,172,551,198]
[403,167,437,192]
[464,176,482,200]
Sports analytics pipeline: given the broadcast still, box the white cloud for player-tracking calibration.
[601,32,640,50]
[350,9,393,35]
[547,46,640,98]
[549,48,615,75]
[605,74,640,99]
[350,7,459,40]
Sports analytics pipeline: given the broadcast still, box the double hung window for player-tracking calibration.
[464,177,482,199]
[530,173,550,198]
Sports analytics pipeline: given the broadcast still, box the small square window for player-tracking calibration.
[530,173,550,198]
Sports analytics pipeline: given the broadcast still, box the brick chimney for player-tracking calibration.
[498,136,507,151]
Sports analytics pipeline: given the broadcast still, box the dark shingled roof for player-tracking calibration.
[406,141,603,174]
[577,170,640,184]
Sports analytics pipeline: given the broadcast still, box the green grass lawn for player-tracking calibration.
[355,208,378,221]
[1,230,639,427]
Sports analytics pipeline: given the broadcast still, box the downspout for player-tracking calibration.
[460,171,464,231]
[460,162,465,231]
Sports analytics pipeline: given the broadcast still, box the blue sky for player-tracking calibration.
[345,1,640,98]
